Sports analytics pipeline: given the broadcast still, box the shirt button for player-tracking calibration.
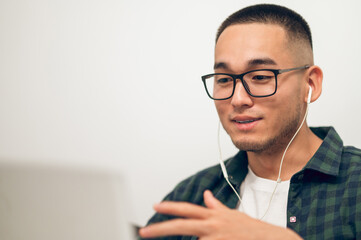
[290,216,297,223]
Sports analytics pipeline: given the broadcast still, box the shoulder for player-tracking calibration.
[341,145,361,172]
[165,162,223,204]
[336,146,361,205]
[340,146,361,232]
[145,152,247,227]
[144,162,223,228]
[343,145,361,159]
[157,150,247,204]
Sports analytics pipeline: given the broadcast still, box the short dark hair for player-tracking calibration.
[216,4,313,50]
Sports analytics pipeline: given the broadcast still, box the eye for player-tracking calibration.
[215,76,233,84]
[252,75,273,81]
[244,70,275,83]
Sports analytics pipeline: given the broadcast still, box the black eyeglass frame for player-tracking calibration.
[201,65,310,100]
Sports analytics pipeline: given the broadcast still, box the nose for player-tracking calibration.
[230,80,254,108]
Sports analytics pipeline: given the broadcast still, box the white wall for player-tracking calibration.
[0,0,360,226]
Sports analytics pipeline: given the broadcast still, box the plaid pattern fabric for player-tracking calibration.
[143,127,361,240]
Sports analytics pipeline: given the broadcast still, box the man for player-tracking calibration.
[139,4,361,239]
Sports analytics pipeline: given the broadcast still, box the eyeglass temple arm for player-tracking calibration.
[278,65,310,74]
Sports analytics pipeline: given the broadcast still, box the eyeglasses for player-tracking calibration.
[201,65,310,100]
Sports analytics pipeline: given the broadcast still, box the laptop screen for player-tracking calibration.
[0,162,135,240]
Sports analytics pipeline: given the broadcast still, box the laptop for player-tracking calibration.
[0,162,135,240]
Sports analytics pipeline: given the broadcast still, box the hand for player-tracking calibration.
[139,190,301,239]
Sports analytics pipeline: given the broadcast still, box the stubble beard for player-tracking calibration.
[229,103,303,154]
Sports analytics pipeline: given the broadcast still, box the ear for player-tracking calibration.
[305,65,323,103]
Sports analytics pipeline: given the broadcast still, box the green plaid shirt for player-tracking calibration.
[144,127,361,239]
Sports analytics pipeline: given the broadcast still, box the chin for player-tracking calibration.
[230,125,298,154]
[232,140,271,152]
[229,134,266,151]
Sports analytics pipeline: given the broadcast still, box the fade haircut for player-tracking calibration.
[216,4,313,50]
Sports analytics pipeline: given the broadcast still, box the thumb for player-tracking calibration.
[204,190,228,210]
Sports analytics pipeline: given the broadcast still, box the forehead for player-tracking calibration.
[215,23,294,71]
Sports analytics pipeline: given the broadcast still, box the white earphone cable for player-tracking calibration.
[218,122,243,209]
[259,101,310,220]
[218,88,311,219]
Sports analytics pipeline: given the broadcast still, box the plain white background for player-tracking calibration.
[0,0,360,226]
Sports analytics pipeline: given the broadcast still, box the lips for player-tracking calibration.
[232,116,262,123]
[234,119,258,124]
[231,116,262,130]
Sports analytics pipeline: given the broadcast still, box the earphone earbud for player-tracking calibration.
[307,86,312,104]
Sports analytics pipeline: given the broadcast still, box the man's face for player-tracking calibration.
[214,23,308,153]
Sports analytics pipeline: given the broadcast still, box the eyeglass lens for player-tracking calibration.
[204,70,276,99]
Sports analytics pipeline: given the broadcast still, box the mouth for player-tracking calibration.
[232,116,262,123]
[234,119,259,124]
[231,116,262,131]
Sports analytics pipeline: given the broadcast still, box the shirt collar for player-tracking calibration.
[303,127,343,177]
[220,151,249,187]
[219,127,343,185]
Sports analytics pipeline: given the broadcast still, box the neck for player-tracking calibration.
[247,125,322,181]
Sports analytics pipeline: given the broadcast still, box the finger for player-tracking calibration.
[139,218,206,238]
[154,201,211,219]
[203,190,228,210]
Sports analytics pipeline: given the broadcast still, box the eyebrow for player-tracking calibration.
[248,58,277,66]
[213,58,277,70]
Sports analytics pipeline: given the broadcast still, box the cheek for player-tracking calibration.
[268,95,303,126]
